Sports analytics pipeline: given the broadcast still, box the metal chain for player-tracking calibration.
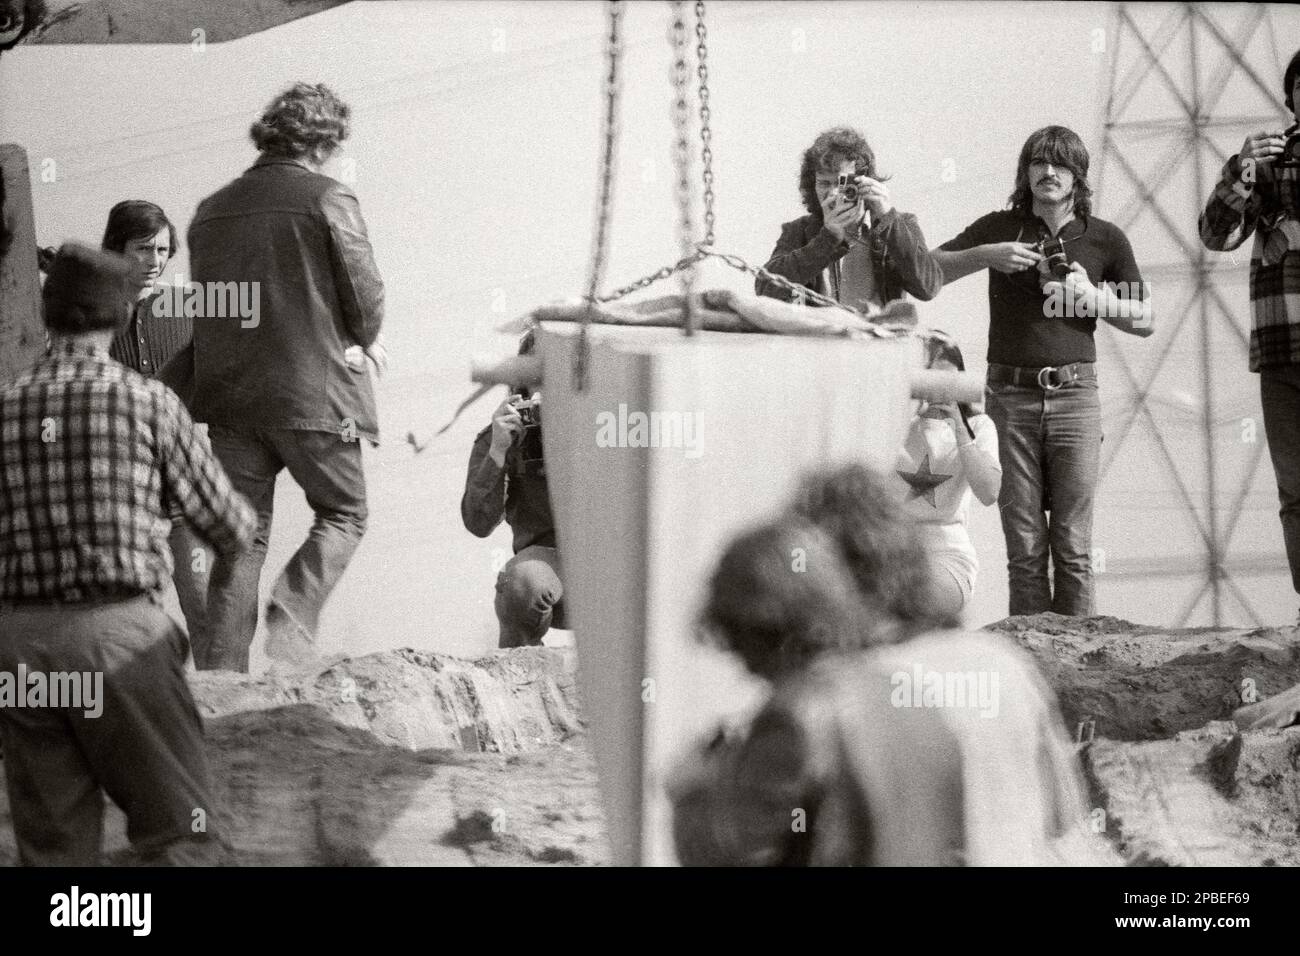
[594,244,940,341]
[695,1,715,248]
[576,0,623,392]
[670,1,698,335]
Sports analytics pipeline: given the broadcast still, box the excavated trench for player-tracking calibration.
[1,616,1298,866]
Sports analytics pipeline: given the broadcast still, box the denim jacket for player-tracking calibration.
[755,208,943,307]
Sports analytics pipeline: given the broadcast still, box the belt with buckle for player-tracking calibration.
[987,361,1094,391]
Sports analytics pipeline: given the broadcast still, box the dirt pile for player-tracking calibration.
[996,614,1300,867]
[1,616,1298,866]
[0,646,606,867]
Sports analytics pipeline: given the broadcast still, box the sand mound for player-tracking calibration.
[2,617,1298,866]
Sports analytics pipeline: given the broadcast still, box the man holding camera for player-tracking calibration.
[932,126,1153,618]
[1200,49,1300,625]
[756,126,943,310]
[461,332,565,648]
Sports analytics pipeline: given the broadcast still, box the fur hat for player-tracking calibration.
[41,242,131,335]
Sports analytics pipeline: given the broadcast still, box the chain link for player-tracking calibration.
[576,0,623,391]
[670,1,698,335]
[695,0,715,248]
[593,244,937,341]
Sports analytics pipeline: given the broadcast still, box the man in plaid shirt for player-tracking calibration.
[1200,48,1300,624]
[0,243,255,865]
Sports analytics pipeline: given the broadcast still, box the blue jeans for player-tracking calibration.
[1261,365,1300,597]
[198,426,368,672]
[986,374,1101,616]
[494,545,566,648]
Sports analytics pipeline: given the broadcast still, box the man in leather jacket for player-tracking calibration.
[185,82,386,673]
[755,126,943,310]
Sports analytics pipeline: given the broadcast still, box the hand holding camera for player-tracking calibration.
[1237,128,1293,173]
[1042,260,1096,312]
[984,241,1043,274]
[489,398,526,464]
[820,184,865,242]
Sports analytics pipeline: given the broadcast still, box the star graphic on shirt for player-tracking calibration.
[896,454,953,507]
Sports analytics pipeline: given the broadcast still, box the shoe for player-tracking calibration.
[264,600,322,676]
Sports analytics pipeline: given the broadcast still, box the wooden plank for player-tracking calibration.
[0,144,43,385]
[24,0,353,45]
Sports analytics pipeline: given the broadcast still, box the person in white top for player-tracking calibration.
[894,338,1002,621]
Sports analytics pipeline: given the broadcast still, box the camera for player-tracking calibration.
[1281,124,1300,169]
[1036,237,1071,281]
[509,394,544,476]
[834,172,860,206]
[511,394,541,429]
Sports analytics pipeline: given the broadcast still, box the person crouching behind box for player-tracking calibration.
[0,243,256,865]
[461,329,566,648]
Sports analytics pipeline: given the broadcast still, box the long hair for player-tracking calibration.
[788,463,959,635]
[1286,47,1300,114]
[101,200,178,260]
[1007,126,1093,218]
[798,126,889,219]
[250,82,351,164]
[923,336,980,420]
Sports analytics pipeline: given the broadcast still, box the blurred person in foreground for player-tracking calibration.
[185,82,386,673]
[0,243,255,865]
[755,126,943,311]
[461,330,566,647]
[894,337,1001,622]
[1200,48,1300,629]
[669,464,1099,866]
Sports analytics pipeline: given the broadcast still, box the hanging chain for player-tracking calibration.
[670,1,698,336]
[695,1,715,248]
[576,0,624,392]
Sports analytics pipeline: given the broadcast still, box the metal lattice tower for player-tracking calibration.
[1093,2,1291,627]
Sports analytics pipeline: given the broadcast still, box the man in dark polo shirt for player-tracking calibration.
[932,126,1153,617]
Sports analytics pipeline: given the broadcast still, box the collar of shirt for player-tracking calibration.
[1013,209,1091,245]
[47,336,112,361]
[252,153,313,173]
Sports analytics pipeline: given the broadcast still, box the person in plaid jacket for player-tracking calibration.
[0,243,255,865]
[1200,48,1300,624]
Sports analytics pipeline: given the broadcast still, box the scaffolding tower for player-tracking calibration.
[1093,1,1292,626]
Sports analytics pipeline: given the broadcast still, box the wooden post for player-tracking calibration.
[1,144,43,385]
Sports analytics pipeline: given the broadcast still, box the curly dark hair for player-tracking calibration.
[788,462,959,634]
[1007,125,1093,218]
[798,126,889,218]
[101,200,178,260]
[700,516,878,680]
[250,82,351,163]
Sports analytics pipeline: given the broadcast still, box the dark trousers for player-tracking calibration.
[199,425,368,672]
[1261,366,1300,597]
[0,594,222,865]
[168,520,211,647]
[494,545,566,648]
[986,374,1102,616]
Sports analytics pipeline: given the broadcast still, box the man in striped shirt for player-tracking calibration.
[0,243,255,865]
[1200,48,1300,625]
